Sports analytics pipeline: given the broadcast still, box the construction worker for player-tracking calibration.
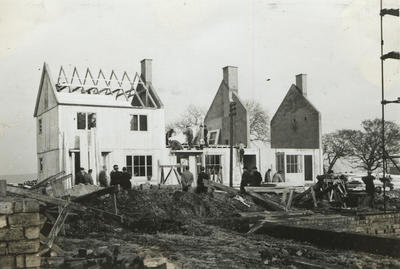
[110,165,121,186]
[264,169,272,183]
[240,167,251,193]
[84,169,94,185]
[183,126,193,149]
[251,167,262,186]
[75,168,86,185]
[272,170,284,183]
[203,125,209,147]
[120,167,132,190]
[99,166,109,187]
[165,128,175,146]
[196,167,209,194]
[362,171,375,208]
[180,167,194,192]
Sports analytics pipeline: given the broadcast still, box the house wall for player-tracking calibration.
[271,148,323,186]
[271,85,320,149]
[58,105,167,184]
[204,82,248,146]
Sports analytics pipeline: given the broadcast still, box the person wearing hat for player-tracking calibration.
[251,166,262,186]
[240,167,251,193]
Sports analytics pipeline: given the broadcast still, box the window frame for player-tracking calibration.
[286,155,302,174]
[130,114,148,131]
[77,112,96,130]
[126,155,153,177]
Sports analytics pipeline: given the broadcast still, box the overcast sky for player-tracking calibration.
[0,0,399,175]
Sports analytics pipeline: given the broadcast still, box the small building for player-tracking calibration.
[270,74,323,185]
[33,59,167,186]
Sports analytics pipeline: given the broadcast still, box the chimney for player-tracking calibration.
[223,66,238,92]
[140,59,152,83]
[296,74,307,96]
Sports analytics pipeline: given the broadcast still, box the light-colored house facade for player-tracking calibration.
[34,59,167,186]
[270,74,323,186]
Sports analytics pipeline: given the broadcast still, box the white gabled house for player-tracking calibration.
[34,59,167,186]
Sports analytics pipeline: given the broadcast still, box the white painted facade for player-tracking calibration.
[34,60,167,186]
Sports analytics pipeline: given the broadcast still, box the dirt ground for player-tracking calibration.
[54,188,400,268]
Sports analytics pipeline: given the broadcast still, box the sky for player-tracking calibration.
[0,0,399,175]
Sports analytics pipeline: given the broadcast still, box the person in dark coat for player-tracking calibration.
[203,125,209,147]
[251,167,262,186]
[84,169,94,185]
[75,168,86,185]
[110,164,121,186]
[362,171,375,207]
[196,167,209,194]
[165,129,175,146]
[240,167,251,193]
[120,167,132,190]
[264,169,271,183]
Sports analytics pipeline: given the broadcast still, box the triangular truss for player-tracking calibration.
[55,66,158,108]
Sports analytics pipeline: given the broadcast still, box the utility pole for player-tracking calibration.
[229,101,237,188]
[379,2,399,212]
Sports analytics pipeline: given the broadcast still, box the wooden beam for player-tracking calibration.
[72,186,115,202]
[46,203,70,248]
[31,171,65,190]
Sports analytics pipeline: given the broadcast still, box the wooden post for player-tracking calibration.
[0,180,6,197]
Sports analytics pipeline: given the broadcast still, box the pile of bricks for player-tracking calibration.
[0,198,41,269]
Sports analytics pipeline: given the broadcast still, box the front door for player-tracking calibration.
[304,155,313,182]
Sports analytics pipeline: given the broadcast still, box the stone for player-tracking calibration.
[0,242,7,255]
[0,227,24,241]
[8,213,40,227]
[14,199,40,213]
[25,254,41,268]
[0,201,14,214]
[24,226,40,240]
[0,215,7,228]
[16,255,25,268]
[0,255,15,269]
[8,239,40,254]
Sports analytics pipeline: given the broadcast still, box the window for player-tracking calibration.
[208,129,220,145]
[205,155,221,173]
[286,155,302,173]
[130,114,148,131]
[77,112,96,130]
[39,158,43,173]
[126,155,152,177]
[38,119,42,134]
[276,153,285,174]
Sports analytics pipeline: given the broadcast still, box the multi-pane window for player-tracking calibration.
[130,115,148,131]
[38,119,42,134]
[286,155,302,173]
[205,155,221,173]
[77,112,96,130]
[126,155,152,177]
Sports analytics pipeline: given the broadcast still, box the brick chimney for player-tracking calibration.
[141,59,152,83]
[223,66,238,93]
[296,74,307,97]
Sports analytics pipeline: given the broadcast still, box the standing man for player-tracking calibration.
[240,167,251,193]
[264,169,272,183]
[251,167,262,186]
[165,128,175,146]
[110,164,121,186]
[362,171,375,208]
[99,166,109,187]
[180,167,194,192]
[84,169,94,185]
[203,125,209,147]
[183,126,193,149]
[272,170,284,183]
[120,167,132,190]
[75,168,86,185]
[196,167,209,194]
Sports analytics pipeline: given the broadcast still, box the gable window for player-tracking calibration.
[126,155,152,177]
[286,155,302,173]
[77,112,96,130]
[39,158,43,173]
[38,119,42,134]
[130,114,148,131]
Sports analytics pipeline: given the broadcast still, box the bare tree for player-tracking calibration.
[244,100,270,142]
[347,119,400,172]
[166,104,206,131]
[322,130,353,172]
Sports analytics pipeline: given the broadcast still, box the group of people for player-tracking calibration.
[240,167,284,193]
[178,166,210,194]
[77,164,132,190]
[166,124,209,150]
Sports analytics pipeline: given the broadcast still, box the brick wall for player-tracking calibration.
[271,85,320,149]
[0,198,41,269]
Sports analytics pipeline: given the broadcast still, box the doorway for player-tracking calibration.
[304,155,313,181]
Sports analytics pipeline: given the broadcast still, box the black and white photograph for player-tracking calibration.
[0,0,400,268]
